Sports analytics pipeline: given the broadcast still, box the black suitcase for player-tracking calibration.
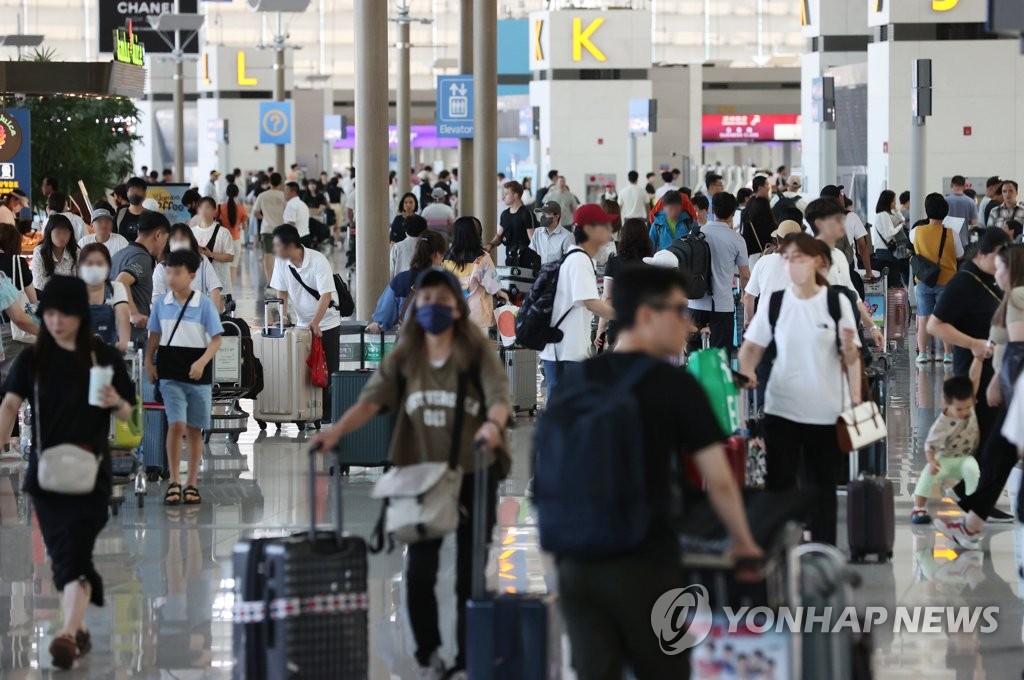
[232,447,369,679]
[847,474,895,564]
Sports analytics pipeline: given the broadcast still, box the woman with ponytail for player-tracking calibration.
[217,183,248,283]
[738,231,863,546]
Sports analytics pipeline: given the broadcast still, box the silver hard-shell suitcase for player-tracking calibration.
[252,299,322,430]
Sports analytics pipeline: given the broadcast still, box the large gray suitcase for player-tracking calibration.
[500,346,538,416]
[330,371,395,474]
[252,299,322,430]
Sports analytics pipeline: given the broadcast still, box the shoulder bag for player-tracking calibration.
[151,292,194,403]
[369,364,481,552]
[910,224,948,287]
[34,358,102,495]
[835,328,887,452]
[10,256,33,344]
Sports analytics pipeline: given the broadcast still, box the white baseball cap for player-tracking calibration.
[642,250,680,269]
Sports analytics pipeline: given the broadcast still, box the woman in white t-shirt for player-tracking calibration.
[191,197,234,297]
[739,232,862,546]
[152,224,224,313]
[78,243,131,352]
[871,189,910,287]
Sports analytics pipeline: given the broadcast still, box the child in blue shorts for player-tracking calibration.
[145,249,223,506]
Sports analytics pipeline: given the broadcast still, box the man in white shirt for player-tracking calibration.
[946,175,980,248]
[653,171,679,202]
[540,204,616,398]
[79,208,129,257]
[283,181,312,247]
[421,186,457,239]
[770,176,808,216]
[687,192,750,352]
[617,170,648,220]
[743,219,803,325]
[270,224,342,423]
[192,196,235,296]
[203,170,221,202]
[254,171,287,281]
[47,193,88,242]
[819,184,874,281]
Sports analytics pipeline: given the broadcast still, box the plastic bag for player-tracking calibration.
[493,304,519,348]
[307,335,329,389]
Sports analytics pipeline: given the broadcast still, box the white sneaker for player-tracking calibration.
[416,652,446,680]
[935,518,982,551]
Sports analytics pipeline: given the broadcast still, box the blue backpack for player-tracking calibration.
[533,357,659,558]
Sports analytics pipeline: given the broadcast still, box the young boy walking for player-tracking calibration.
[145,250,223,506]
[911,357,983,525]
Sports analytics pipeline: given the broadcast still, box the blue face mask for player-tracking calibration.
[415,303,454,335]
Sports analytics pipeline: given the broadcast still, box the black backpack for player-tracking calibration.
[666,227,713,300]
[772,194,804,224]
[768,286,842,356]
[514,249,590,350]
[288,266,356,317]
[533,357,659,558]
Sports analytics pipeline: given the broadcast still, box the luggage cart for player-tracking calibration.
[205,319,254,443]
[110,349,147,514]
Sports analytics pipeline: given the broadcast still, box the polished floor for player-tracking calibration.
[1,247,1023,678]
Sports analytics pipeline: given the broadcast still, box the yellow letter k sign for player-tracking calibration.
[572,17,606,62]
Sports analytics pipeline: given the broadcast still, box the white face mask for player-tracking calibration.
[169,240,191,252]
[79,264,109,286]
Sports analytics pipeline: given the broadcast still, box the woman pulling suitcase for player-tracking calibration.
[312,268,512,680]
[0,276,136,669]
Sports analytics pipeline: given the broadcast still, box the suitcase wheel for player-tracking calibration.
[136,492,145,509]
[850,552,862,564]
[145,467,163,483]
[202,431,211,443]
[256,419,267,431]
[529,407,537,416]
[230,431,240,443]
[295,421,306,430]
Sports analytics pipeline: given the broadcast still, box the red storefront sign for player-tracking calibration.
[702,114,802,142]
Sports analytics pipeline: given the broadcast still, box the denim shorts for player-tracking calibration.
[159,379,213,429]
[915,283,945,317]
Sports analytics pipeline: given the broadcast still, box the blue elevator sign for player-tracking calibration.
[436,75,474,138]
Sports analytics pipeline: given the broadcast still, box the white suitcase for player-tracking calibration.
[252,299,322,431]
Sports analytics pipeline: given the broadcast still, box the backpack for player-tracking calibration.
[287,265,356,317]
[772,194,803,224]
[666,227,713,300]
[533,357,660,558]
[514,249,590,351]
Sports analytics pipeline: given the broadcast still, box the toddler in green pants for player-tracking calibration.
[911,358,982,525]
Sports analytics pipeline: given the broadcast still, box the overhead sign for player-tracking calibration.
[113,24,145,66]
[332,125,459,150]
[99,0,199,55]
[702,114,802,142]
[933,0,959,10]
[146,183,191,225]
[629,98,657,135]
[259,102,292,144]
[529,10,651,71]
[436,75,474,138]
[0,110,31,202]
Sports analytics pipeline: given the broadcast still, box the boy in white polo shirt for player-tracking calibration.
[145,249,223,506]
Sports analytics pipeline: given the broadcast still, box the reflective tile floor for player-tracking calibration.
[1,248,1023,678]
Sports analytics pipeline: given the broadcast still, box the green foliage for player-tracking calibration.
[0,94,141,207]
[24,46,58,62]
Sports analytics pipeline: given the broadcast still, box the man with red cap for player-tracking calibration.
[539,204,616,398]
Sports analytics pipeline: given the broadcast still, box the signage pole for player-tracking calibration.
[473,0,497,242]
[627,132,637,177]
[910,59,932,225]
[173,0,185,183]
[392,2,430,198]
[458,0,474,217]
[274,12,286,174]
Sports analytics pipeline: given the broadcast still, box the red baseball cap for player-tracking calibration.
[573,203,616,227]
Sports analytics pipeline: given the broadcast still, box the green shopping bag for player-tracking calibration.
[686,348,741,434]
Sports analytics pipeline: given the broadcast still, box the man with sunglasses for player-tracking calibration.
[556,263,761,680]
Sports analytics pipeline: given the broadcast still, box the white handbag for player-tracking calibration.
[34,381,99,495]
[369,368,474,552]
[836,400,887,452]
[10,257,33,344]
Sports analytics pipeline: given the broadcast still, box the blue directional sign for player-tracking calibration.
[437,75,474,138]
[259,101,292,144]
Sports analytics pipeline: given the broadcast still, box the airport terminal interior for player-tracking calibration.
[3,0,1024,678]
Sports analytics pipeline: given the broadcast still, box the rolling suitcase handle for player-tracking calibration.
[309,444,344,546]
[471,439,489,601]
[264,298,286,337]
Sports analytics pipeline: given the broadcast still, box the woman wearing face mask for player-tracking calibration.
[78,244,131,352]
[0,276,135,669]
[367,231,447,334]
[443,216,509,332]
[152,224,224,313]
[738,232,862,546]
[31,214,79,291]
[311,269,511,678]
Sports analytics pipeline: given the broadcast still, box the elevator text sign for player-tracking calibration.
[529,10,651,71]
[436,75,474,138]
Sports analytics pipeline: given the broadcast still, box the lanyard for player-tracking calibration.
[964,271,1001,303]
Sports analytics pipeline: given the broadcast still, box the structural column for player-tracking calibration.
[473,0,496,239]
[355,0,390,319]
[173,0,184,181]
[396,13,412,198]
[274,12,287,174]
[458,0,474,217]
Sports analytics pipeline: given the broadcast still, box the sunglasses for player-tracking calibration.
[648,301,691,319]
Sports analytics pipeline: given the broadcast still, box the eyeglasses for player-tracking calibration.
[648,301,691,319]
